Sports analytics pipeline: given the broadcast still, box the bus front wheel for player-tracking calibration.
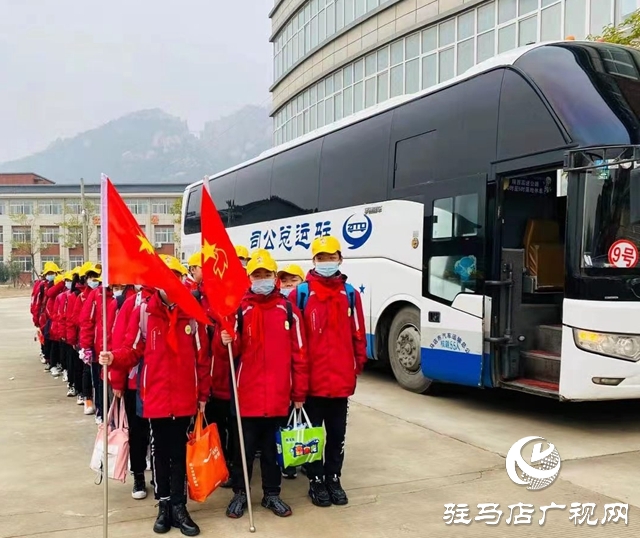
[387,306,435,394]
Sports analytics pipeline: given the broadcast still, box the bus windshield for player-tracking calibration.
[582,165,640,270]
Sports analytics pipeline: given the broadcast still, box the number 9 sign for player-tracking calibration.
[608,239,639,268]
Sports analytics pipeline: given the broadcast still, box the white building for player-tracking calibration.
[0,182,186,281]
[270,0,639,145]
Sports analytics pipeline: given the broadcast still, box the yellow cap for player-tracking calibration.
[187,251,202,268]
[71,266,81,276]
[63,271,74,281]
[311,236,342,257]
[278,264,305,281]
[235,245,250,259]
[250,248,271,259]
[42,261,61,274]
[246,254,277,275]
[54,273,65,285]
[162,254,188,276]
[79,262,101,277]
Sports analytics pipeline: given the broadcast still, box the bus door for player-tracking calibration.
[420,174,488,387]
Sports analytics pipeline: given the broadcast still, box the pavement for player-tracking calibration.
[1,296,639,538]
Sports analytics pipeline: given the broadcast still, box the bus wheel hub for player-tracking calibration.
[396,326,419,372]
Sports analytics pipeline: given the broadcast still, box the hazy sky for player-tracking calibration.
[0,0,274,162]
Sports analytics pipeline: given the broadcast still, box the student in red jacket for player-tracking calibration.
[34,262,62,369]
[108,284,153,501]
[65,268,84,403]
[219,253,308,520]
[31,273,47,363]
[184,252,202,291]
[100,256,210,536]
[46,273,67,377]
[78,269,109,424]
[72,263,101,414]
[288,235,367,508]
[52,272,73,389]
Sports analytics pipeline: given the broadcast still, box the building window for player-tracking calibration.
[9,201,34,215]
[152,199,174,214]
[12,226,32,243]
[273,0,383,82]
[41,255,61,267]
[0,227,3,243]
[40,227,60,245]
[67,227,83,245]
[273,0,604,145]
[40,200,63,215]
[0,202,5,215]
[65,202,82,215]
[14,256,32,273]
[69,255,84,269]
[126,199,149,215]
[154,225,174,245]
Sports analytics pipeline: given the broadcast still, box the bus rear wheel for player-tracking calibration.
[387,306,435,394]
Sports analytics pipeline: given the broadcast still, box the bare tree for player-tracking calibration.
[9,208,43,282]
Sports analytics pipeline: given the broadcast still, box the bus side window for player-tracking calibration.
[427,193,480,303]
[183,186,202,235]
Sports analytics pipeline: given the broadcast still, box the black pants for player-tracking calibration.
[124,388,150,476]
[82,362,93,400]
[205,397,233,467]
[305,397,349,480]
[149,416,191,505]
[49,340,60,367]
[67,345,82,392]
[90,362,103,419]
[232,417,285,496]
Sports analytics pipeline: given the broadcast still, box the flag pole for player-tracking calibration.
[227,343,256,533]
[99,173,109,538]
[102,283,109,538]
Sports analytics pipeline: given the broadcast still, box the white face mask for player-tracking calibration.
[87,279,99,289]
[113,290,123,298]
[65,281,72,290]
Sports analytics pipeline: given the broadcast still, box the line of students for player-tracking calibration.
[31,235,366,537]
[30,260,107,422]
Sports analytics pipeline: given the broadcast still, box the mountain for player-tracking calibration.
[0,106,273,184]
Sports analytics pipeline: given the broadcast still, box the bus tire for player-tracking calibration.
[387,306,435,394]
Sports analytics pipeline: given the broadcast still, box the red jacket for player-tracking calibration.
[106,287,137,351]
[112,292,211,419]
[65,286,82,345]
[288,271,366,399]
[183,276,199,292]
[215,290,308,418]
[39,280,65,331]
[70,285,91,345]
[31,279,45,326]
[50,290,69,341]
[109,289,154,392]
[79,287,113,357]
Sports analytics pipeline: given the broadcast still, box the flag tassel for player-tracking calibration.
[227,343,256,533]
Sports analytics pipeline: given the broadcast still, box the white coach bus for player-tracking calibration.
[182,41,640,401]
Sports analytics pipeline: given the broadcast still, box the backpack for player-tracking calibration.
[236,300,293,336]
[295,282,357,318]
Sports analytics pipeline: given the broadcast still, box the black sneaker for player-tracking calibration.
[153,500,172,534]
[261,494,292,517]
[171,503,200,536]
[226,492,248,519]
[308,478,331,507]
[282,467,297,479]
[326,475,348,505]
[132,474,147,500]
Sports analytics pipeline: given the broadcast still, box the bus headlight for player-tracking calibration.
[573,329,640,362]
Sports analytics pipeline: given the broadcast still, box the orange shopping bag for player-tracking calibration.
[186,410,229,503]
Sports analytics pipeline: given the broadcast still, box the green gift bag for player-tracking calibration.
[276,408,325,469]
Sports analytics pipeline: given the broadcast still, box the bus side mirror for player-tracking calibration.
[631,170,640,224]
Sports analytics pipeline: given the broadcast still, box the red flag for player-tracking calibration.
[100,174,209,327]
[200,186,249,333]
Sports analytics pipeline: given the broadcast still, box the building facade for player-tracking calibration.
[269,0,639,145]
[0,183,186,281]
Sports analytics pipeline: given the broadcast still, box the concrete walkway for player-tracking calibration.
[0,297,638,537]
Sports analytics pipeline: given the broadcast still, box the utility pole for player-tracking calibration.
[80,178,90,263]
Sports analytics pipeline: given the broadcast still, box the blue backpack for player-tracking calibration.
[295,282,357,318]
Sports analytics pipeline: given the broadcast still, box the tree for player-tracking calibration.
[9,209,43,281]
[169,196,183,252]
[588,9,640,47]
[59,199,99,252]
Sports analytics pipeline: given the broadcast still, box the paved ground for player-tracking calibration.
[1,296,639,538]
